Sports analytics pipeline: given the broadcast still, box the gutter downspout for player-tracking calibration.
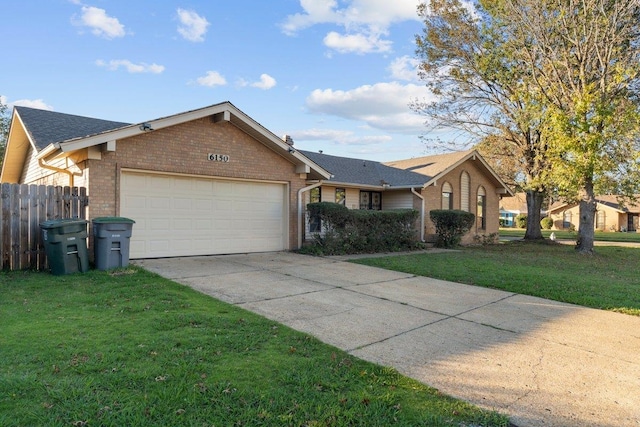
[297,181,324,248]
[411,187,425,242]
[38,158,77,187]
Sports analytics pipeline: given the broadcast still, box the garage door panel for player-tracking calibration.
[121,172,287,258]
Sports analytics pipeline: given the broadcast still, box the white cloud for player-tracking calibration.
[388,55,420,81]
[10,99,54,110]
[282,0,420,54]
[177,8,210,42]
[73,6,125,39]
[195,71,227,87]
[251,74,277,90]
[282,0,418,34]
[306,82,435,133]
[237,74,277,90]
[96,59,165,74]
[323,31,392,54]
[281,0,340,35]
[290,128,392,145]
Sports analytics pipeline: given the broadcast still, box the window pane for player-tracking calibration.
[360,191,370,209]
[442,192,452,210]
[372,192,382,210]
[310,187,321,203]
[335,188,346,205]
[477,195,486,230]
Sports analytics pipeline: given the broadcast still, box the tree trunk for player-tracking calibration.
[575,183,596,254]
[524,190,545,240]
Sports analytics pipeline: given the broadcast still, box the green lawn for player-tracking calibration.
[0,267,508,427]
[353,241,640,316]
[499,228,640,242]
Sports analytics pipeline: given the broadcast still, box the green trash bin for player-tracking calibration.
[92,217,135,270]
[40,219,89,275]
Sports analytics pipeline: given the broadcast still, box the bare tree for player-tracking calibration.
[413,0,550,240]
[0,98,9,171]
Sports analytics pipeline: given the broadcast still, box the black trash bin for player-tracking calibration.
[40,219,89,275]
[92,217,135,270]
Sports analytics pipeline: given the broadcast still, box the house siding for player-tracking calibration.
[381,191,414,210]
[85,118,307,250]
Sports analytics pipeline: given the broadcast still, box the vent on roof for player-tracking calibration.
[407,162,434,171]
[282,134,294,146]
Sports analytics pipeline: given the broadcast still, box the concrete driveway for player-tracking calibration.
[134,251,640,427]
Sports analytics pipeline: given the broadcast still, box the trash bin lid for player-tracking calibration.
[40,218,89,228]
[92,217,136,224]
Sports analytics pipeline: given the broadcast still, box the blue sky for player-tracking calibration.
[1,0,441,161]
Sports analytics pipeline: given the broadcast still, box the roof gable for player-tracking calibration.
[385,149,513,195]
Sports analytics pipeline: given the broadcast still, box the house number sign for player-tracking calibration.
[208,153,230,162]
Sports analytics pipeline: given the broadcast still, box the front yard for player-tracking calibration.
[354,241,640,316]
[499,228,640,243]
[0,268,508,427]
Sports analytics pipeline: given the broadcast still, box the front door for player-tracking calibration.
[628,214,637,232]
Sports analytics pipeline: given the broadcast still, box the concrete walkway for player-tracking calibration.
[134,251,640,427]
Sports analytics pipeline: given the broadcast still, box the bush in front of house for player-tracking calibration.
[515,213,527,228]
[429,209,476,248]
[540,216,553,230]
[302,202,420,255]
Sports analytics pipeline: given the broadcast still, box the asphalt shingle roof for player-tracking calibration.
[384,150,474,177]
[300,150,428,188]
[16,106,130,151]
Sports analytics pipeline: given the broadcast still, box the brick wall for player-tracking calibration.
[422,159,501,243]
[86,118,307,250]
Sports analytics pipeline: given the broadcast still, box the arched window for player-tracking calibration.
[563,211,572,229]
[477,186,486,230]
[460,171,470,211]
[442,182,453,210]
[596,210,606,230]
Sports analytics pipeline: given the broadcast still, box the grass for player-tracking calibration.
[353,241,640,316]
[0,267,509,427]
[499,228,640,242]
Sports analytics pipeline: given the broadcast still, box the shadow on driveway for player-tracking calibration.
[135,251,640,427]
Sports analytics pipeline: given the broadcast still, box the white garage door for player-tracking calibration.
[120,171,288,258]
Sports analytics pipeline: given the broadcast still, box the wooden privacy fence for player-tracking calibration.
[0,183,89,271]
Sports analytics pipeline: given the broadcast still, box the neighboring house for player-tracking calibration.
[547,195,640,232]
[499,192,527,227]
[1,103,513,258]
[303,149,513,244]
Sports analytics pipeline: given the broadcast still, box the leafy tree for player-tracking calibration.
[483,0,640,253]
[413,0,550,241]
[0,97,9,171]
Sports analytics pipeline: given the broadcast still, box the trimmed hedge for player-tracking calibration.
[540,217,553,230]
[429,209,475,248]
[302,202,420,255]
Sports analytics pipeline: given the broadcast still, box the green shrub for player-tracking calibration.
[540,217,553,230]
[429,209,475,248]
[302,202,420,255]
[515,213,527,228]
